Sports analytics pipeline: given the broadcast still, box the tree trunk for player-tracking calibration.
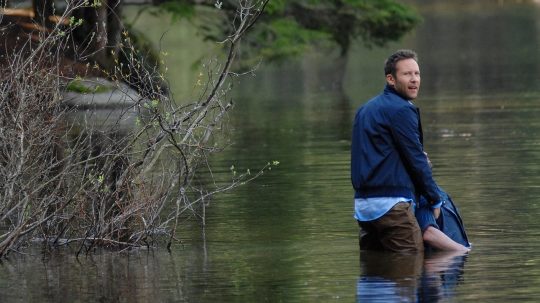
[93,1,109,68]
[33,0,54,27]
[332,53,348,90]
[106,0,123,66]
[72,1,123,71]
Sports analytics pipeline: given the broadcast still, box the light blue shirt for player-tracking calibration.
[354,197,412,221]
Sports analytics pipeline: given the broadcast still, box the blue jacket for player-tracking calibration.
[351,85,441,204]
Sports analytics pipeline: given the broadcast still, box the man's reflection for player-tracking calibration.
[418,251,467,302]
[357,250,467,302]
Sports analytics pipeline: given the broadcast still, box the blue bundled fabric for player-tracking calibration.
[416,188,470,248]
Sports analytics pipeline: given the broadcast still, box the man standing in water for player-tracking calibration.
[351,49,442,253]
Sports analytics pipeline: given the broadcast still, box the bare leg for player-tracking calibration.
[423,226,470,252]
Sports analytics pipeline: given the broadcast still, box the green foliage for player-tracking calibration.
[255,19,331,60]
[265,0,287,14]
[354,0,421,47]
[277,0,422,56]
[90,0,102,8]
[68,16,84,27]
[144,0,421,62]
[154,1,195,22]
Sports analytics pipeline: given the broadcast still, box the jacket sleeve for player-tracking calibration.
[390,106,441,204]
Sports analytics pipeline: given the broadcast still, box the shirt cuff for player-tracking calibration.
[431,200,443,209]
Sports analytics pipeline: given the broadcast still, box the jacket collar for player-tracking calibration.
[384,84,412,104]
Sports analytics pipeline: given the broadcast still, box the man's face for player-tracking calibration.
[386,58,421,100]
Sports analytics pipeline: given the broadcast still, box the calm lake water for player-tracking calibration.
[2,0,540,302]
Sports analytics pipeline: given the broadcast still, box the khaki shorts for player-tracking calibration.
[358,202,423,253]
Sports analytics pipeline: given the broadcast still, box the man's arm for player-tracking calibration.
[423,226,470,252]
[390,106,441,204]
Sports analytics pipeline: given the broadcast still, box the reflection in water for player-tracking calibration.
[357,251,467,302]
[358,252,423,302]
[419,252,467,302]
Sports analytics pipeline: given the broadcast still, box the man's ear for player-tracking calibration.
[386,74,395,86]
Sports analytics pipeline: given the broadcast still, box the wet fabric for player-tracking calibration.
[359,202,424,252]
[416,188,470,248]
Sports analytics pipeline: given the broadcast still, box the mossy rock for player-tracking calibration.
[66,78,115,94]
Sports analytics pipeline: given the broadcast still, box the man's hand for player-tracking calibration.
[433,207,441,219]
[424,151,432,168]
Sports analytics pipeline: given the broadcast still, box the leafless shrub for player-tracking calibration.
[0,0,271,258]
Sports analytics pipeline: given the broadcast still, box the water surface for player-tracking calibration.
[2,1,540,302]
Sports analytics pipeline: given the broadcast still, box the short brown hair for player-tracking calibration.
[384,49,418,76]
